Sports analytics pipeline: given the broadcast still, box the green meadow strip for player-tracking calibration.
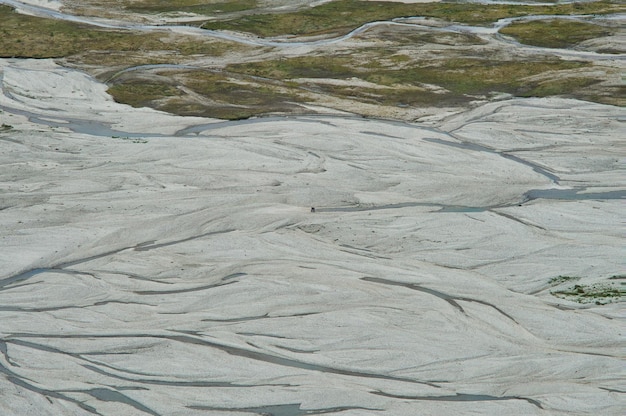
[201,0,624,37]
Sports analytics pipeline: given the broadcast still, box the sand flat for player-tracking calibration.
[0,58,624,415]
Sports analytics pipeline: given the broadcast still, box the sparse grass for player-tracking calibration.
[161,101,261,120]
[548,275,580,285]
[518,76,603,98]
[500,19,613,49]
[108,70,307,119]
[0,5,240,60]
[230,56,356,80]
[228,54,592,105]
[64,0,259,16]
[549,274,625,304]
[182,72,300,107]
[368,59,590,96]
[373,30,487,47]
[551,283,625,305]
[201,0,624,37]
[108,81,183,108]
[112,136,148,143]
[589,85,626,107]
[125,0,258,15]
[316,84,448,107]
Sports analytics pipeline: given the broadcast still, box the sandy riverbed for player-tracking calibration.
[0,57,624,415]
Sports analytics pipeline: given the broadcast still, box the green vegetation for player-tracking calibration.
[377,30,486,47]
[368,59,590,96]
[183,71,299,106]
[65,0,259,16]
[231,56,355,80]
[108,70,306,120]
[228,54,593,104]
[548,275,581,285]
[518,77,603,98]
[107,81,183,108]
[1,1,621,119]
[112,136,148,143]
[549,275,625,305]
[500,19,613,49]
[201,0,624,37]
[551,282,625,305]
[125,0,258,15]
[0,5,240,60]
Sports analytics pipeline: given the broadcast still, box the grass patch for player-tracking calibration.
[368,59,589,95]
[321,84,449,107]
[62,0,260,20]
[161,101,261,120]
[228,54,591,104]
[201,0,624,37]
[0,5,240,60]
[230,56,356,80]
[372,30,487,47]
[125,0,258,15]
[108,70,307,120]
[518,76,603,98]
[108,80,183,108]
[500,19,613,49]
[182,71,300,107]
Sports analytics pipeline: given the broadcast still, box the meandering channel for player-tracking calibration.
[1,0,623,58]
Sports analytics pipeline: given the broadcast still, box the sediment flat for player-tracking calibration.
[0,57,624,415]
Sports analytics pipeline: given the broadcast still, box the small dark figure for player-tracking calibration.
[310,207,316,213]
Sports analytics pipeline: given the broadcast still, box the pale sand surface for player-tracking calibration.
[0,58,624,415]
[13,0,60,9]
